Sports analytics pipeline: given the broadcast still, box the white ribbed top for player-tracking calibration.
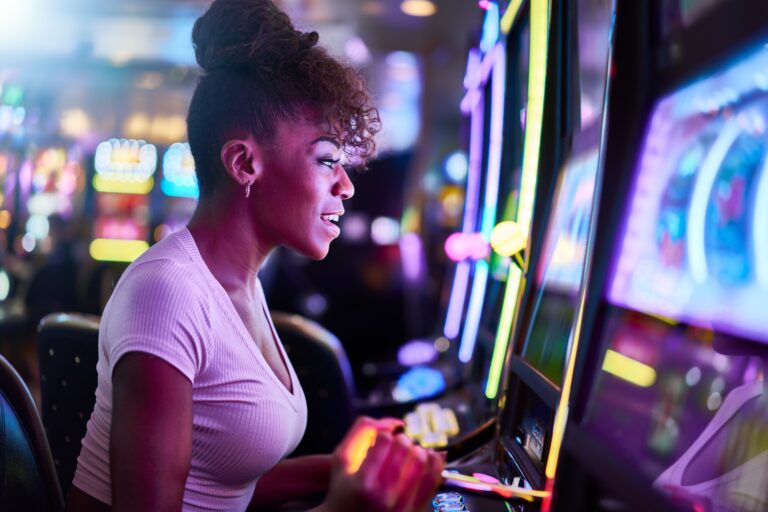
[72,228,307,511]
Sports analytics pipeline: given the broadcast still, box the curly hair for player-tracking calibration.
[187,0,380,197]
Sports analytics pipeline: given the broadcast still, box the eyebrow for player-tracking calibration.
[310,136,341,149]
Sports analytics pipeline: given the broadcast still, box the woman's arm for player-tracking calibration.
[110,352,193,512]
[250,455,332,509]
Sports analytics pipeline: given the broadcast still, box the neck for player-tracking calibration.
[187,188,272,299]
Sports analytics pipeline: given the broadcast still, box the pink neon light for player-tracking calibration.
[400,232,424,282]
[445,232,491,262]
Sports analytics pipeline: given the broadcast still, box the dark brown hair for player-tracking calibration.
[187,0,380,196]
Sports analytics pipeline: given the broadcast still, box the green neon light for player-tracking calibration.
[485,264,522,398]
[500,0,524,34]
[487,0,549,400]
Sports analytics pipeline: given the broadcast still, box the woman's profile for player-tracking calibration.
[65,0,444,510]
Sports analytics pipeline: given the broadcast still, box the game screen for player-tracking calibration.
[520,130,600,386]
[518,0,613,386]
[608,41,768,345]
[586,41,768,512]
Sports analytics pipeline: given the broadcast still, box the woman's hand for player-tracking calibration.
[315,417,445,512]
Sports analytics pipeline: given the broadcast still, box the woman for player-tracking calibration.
[66,0,444,510]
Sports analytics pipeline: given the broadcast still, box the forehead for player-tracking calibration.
[273,115,339,150]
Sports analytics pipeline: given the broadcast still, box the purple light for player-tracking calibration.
[400,232,424,282]
[398,339,438,366]
[444,261,471,339]
[445,232,491,262]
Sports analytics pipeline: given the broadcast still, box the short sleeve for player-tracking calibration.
[102,259,210,384]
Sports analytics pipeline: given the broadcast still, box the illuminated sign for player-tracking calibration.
[94,138,157,195]
[161,142,199,198]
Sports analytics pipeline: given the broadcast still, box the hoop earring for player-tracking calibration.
[245,183,251,198]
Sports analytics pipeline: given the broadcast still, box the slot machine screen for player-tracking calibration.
[583,40,768,512]
[609,42,768,345]
[520,131,600,386]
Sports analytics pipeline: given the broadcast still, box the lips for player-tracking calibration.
[320,211,343,237]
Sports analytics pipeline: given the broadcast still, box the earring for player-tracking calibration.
[245,182,251,198]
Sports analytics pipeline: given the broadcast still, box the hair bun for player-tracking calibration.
[192,0,317,74]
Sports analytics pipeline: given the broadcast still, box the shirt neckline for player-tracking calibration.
[175,228,300,405]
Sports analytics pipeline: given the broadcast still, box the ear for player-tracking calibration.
[220,136,263,188]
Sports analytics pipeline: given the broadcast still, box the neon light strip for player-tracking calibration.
[462,74,486,233]
[687,121,740,284]
[459,260,490,362]
[500,0,525,34]
[490,0,550,380]
[516,0,549,233]
[754,151,768,285]
[444,261,472,338]
[443,50,488,338]
[481,43,508,237]
[89,238,149,262]
[485,264,522,398]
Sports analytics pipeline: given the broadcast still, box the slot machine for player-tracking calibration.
[551,1,768,511]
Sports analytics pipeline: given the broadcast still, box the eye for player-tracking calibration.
[318,158,341,169]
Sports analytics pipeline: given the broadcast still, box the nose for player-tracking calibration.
[333,165,355,200]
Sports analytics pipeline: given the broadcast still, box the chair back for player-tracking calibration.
[272,312,357,456]
[37,313,100,497]
[0,354,64,511]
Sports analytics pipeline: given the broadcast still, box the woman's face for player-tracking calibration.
[252,116,355,260]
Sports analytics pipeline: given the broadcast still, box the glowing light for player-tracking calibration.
[59,109,91,139]
[685,367,702,386]
[485,264,522,398]
[601,349,657,387]
[0,210,11,229]
[445,151,469,183]
[21,233,36,252]
[89,238,149,262]
[25,214,49,239]
[343,426,377,474]
[687,121,739,284]
[500,0,525,34]
[371,216,400,245]
[516,0,549,233]
[400,0,436,17]
[344,36,371,65]
[458,260,490,362]
[490,221,527,256]
[95,139,157,187]
[2,85,24,107]
[444,261,471,338]
[480,2,500,53]
[444,232,490,262]
[480,44,507,238]
[0,270,9,301]
[93,175,154,195]
[400,232,424,282]
[434,337,450,352]
[398,340,438,366]
[161,142,198,198]
[754,141,768,285]
[340,212,368,242]
[394,367,446,401]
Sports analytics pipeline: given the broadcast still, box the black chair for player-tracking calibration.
[37,313,100,498]
[272,311,359,456]
[0,353,64,511]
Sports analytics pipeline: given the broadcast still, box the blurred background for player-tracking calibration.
[0,0,482,400]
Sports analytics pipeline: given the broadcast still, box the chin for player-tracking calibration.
[294,241,331,261]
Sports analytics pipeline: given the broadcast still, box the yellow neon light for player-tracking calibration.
[93,175,154,195]
[485,264,523,398]
[491,0,550,402]
[89,238,149,262]
[517,0,549,233]
[601,350,657,388]
[490,220,527,256]
[500,0,525,34]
